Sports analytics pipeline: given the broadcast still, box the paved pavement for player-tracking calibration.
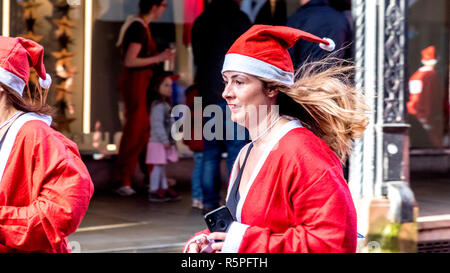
[68,156,450,253]
[68,191,206,253]
[68,157,229,253]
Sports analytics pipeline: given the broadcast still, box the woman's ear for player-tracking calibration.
[266,87,279,98]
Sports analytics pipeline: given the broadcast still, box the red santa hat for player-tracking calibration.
[0,36,52,96]
[222,25,335,86]
[421,45,437,66]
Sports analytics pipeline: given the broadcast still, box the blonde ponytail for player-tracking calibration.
[263,57,370,163]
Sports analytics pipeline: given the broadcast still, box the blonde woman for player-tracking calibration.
[184,25,368,253]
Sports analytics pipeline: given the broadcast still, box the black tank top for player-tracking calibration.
[226,143,254,220]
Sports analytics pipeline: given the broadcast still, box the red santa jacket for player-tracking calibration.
[0,113,94,253]
[185,120,357,253]
[407,66,444,124]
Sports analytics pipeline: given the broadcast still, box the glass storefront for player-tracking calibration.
[5,0,86,138]
[407,0,450,150]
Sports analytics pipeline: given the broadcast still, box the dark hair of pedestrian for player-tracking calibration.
[147,71,175,107]
[139,0,164,15]
[1,81,53,116]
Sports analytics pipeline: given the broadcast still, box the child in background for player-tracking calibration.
[146,72,180,202]
[183,84,204,209]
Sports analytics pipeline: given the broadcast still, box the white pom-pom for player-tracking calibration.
[38,73,52,89]
[319,37,336,52]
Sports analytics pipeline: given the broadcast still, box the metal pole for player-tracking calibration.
[350,0,418,252]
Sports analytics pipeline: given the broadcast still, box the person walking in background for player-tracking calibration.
[254,0,287,26]
[407,45,446,148]
[114,0,175,196]
[286,0,352,68]
[146,72,181,202]
[0,36,94,252]
[183,84,204,209]
[191,0,252,214]
[184,25,368,253]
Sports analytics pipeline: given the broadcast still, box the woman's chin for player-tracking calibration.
[230,113,245,126]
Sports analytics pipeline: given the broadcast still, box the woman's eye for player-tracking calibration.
[235,80,243,85]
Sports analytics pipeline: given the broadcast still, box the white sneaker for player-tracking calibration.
[192,199,203,209]
[115,186,136,196]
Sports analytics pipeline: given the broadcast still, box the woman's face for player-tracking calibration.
[158,76,173,99]
[151,1,167,20]
[222,71,276,127]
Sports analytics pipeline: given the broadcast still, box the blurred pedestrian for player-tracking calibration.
[191,0,252,214]
[286,0,352,69]
[146,72,180,202]
[115,0,175,196]
[407,45,446,148]
[184,25,368,253]
[0,36,94,252]
[254,0,287,26]
[183,84,204,209]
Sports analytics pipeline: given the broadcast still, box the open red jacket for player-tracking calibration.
[0,114,94,252]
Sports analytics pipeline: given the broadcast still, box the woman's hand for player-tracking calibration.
[186,235,210,253]
[158,48,176,63]
[208,232,228,252]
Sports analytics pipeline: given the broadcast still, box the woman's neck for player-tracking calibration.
[140,13,154,25]
[248,112,281,145]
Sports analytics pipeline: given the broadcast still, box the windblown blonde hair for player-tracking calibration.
[262,57,370,163]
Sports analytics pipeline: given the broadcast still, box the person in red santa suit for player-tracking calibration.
[407,45,446,148]
[0,36,94,253]
[184,25,369,253]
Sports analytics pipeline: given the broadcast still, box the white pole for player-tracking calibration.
[83,0,93,134]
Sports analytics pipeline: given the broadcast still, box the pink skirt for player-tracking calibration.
[146,142,179,165]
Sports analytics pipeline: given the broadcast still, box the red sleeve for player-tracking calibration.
[407,93,420,115]
[238,166,357,253]
[0,132,94,252]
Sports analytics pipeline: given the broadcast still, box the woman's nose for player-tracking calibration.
[222,83,233,99]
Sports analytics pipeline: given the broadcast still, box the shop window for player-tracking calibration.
[6,0,86,139]
[407,0,450,150]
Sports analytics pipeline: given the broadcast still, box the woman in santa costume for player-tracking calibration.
[407,45,446,148]
[184,25,369,253]
[0,36,94,253]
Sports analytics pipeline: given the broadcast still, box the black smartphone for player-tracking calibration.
[204,206,234,233]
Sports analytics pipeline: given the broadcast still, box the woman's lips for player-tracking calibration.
[228,104,241,111]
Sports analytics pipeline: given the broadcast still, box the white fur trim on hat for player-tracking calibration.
[222,53,294,86]
[319,37,336,52]
[421,59,437,66]
[38,73,52,89]
[0,67,26,96]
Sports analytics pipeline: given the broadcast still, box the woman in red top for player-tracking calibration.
[184,25,369,253]
[114,0,175,196]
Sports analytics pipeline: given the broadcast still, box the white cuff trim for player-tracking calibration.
[221,221,249,253]
[409,80,423,94]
